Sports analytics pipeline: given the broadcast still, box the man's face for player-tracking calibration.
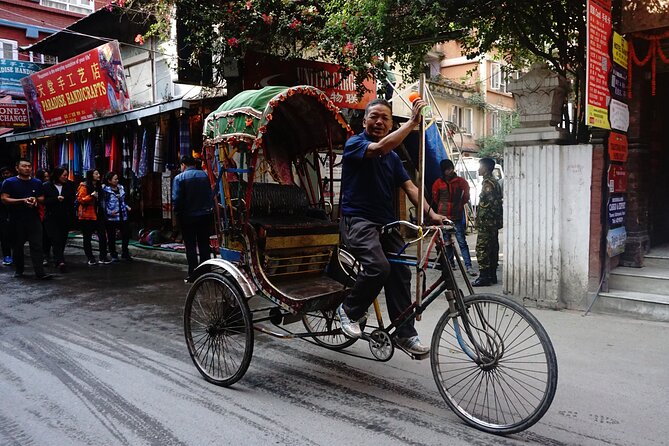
[1,170,10,179]
[444,167,455,177]
[478,162,489,176]
[16,162,32,178]
[363,104,393,141]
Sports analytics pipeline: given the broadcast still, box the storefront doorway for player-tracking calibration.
[648,71,669,247]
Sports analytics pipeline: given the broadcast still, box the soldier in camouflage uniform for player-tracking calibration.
[472,157,503,287]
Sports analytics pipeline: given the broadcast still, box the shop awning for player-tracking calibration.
[22,8,152,60]
[3,98,190,142]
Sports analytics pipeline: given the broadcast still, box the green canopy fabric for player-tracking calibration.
[203,85,351,157]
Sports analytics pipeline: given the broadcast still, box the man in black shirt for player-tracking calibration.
[0,159,51,279]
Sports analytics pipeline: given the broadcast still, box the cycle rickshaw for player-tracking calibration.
[184,85,557,435]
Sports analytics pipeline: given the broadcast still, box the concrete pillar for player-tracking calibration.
[504,144,593,309]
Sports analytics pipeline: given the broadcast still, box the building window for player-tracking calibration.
[0,39,18,60]
[491,111,501,134]
[451,105,474,135]
[40,0,94,14]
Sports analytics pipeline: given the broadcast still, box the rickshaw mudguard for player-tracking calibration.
[190,259,256,298]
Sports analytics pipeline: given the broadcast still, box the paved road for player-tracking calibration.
[1,249,667,445]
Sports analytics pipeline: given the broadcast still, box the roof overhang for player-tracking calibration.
[3,98,190,142]
[22,8,153,60]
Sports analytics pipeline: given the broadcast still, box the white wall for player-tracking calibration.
[504,144,592,308]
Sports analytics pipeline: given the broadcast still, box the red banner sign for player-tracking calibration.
[21,41,131,129]
[0,101,29,128]
[586,0,612,129]
[608,164,627,193]
[244,52,375,110]
[608,132,628,162]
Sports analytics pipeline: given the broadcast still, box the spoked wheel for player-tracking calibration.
[431,293,557,434]
[184,273,254,386]
[302,309,359,350]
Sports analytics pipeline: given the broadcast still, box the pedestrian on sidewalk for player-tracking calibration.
[36,169,52,266]
[77,169,112,266]
[431,159,477,277]
[0,166,13,266]
[43,166,76,272]
[472,157,503,287]
[172,155,214,280]
[102,171,132,261]
[0,159,51,279]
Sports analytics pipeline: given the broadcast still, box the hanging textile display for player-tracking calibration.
[39,143,48,171]
[73,135,81,178]
[138,128,149,178]
[153,120,165,172]
[179,116,190,157]
[59,139,68,167]
[83,136,93,172]
[132,130,140,176]
[122,133,132,180]
[109,132,119,173]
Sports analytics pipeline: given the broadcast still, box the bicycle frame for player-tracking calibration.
[369,221,505,366]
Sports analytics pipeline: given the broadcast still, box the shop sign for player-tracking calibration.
[0,59,44,99]
[612,32,628,69]
[586,0,612,130]
[608,164,627,193]
[609,98,629,132]
[608,131,628,162]
[244,52,375,110]
[0,101,29,128]
[610,66,627,100]
[21,41,131,129]
[607,195,626,226]
[607,226,627,257]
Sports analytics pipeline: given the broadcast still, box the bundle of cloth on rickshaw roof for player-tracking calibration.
[204,85,352,163]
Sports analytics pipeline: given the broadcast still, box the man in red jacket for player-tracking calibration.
[431,159,477,276]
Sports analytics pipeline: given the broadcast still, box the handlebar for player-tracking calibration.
[381,219,455,235]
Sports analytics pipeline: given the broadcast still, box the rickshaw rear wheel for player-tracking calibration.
[302,309,360,350]
[184,272,254,387]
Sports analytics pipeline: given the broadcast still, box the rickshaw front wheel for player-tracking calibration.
[184,272,254,387]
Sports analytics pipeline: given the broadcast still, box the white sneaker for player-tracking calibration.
[466,266,478,277]
[336,304,361,338]
[396,335,430,355]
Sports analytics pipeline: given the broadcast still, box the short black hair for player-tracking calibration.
[16,158,31,166]
[180,155,197,167]
[480,157,496,172]
[440,159,454,172]
[364,98,392,118]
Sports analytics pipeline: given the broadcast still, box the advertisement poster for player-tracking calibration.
[244,52,375,110]
[607,226,627,257]
[0,59,44,99]
[608,131,628,162]
[609,99,629,132]
[607,195,626,226]
[612,32,628,69]
[0,101,30,128]
[608,164,628,193]
[21,41,131,129]
[586,0,612,129]
[610,66,627,100]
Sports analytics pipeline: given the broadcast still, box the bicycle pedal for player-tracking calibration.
[411,352,430,361]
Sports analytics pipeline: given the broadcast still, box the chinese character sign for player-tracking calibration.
[586,0,612,129]
[244,52,375,110]
[0,59,44,99]
[21,41,131,129]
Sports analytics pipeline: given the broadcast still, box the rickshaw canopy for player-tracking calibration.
[204,85,352,162]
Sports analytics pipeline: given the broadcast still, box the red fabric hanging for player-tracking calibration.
[628,30,669,98]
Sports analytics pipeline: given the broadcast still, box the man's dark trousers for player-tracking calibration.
[340,216,417,338]
[10,214,45,276]
[180,213,212,276]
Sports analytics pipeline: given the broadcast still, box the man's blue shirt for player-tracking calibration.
[172,167,214,218]
[0,176,43,220]
[340,130,410,225]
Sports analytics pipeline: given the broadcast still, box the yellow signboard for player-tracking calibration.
[612,32,628,68]
[587,105,611,129]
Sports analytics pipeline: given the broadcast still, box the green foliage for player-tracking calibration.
[476,112,519,159]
